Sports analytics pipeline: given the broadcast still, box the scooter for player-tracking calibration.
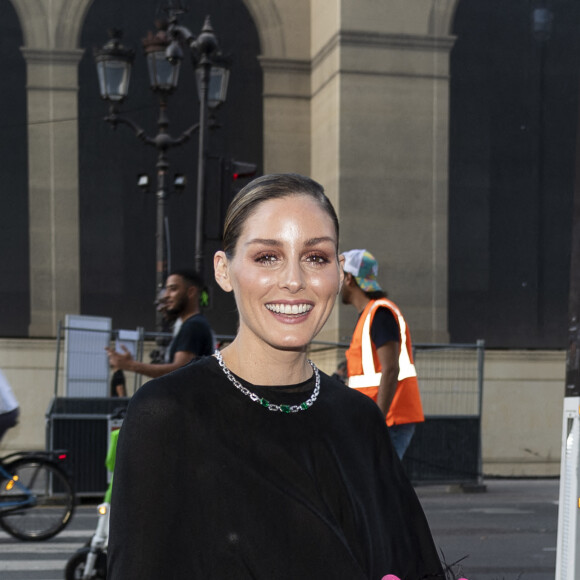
[64,426,120,579]
[64,500,109,579]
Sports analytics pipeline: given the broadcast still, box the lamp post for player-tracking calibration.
[94,5,229,334]
[166,15,230,274]
[531,0,552,334]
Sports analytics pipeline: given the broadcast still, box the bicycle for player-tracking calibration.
[0,449,75,541]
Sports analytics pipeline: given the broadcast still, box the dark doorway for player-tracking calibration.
[449,0,580,348]
[0,0,29,337]
[79,0,262,336]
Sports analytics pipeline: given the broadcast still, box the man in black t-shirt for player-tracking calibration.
[165,307,214,364]
[106,270,214,380]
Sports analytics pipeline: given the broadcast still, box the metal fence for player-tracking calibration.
[53,318,168,399]
[307,339,485,486]
[49,317,484,492]
[53,316,239,397]
[49,317,168,495]
[403,341,484,486]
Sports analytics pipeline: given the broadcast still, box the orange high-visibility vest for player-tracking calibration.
[346,298,424,426]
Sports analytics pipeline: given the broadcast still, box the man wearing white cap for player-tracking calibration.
[341,249,424,459]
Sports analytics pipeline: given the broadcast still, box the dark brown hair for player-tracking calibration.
[222,173,339,257]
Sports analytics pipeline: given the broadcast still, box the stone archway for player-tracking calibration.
[13,0,462,338]
[9,0,93,48]
[76,0,264,334]
[241,0,286,57]
[429,0,462,36]
[241,0,312,175]
[15,0,306,336]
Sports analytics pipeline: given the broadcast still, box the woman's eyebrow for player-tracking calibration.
[305,237,336,247]
[245,238,281,247]
[245,237,335,248]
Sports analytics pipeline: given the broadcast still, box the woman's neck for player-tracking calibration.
[219,339,311,386]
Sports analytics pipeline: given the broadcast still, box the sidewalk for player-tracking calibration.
[416,478,560,580]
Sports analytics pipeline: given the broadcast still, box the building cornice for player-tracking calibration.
[259,57,311,100]
[313,30,456,70]
[259,56,311,74]
[20,47,85,65]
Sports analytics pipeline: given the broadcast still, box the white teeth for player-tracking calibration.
[266,304,312,315]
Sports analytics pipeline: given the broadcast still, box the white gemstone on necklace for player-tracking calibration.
[213,350,320,413]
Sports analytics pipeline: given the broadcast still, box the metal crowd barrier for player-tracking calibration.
[403,340,485,486]
[48,318,171,495]
[46,397,130,497]
[49,317,484,491]
[308,339,485,487]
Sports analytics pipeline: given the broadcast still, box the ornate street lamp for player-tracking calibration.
[143,25,181,92]
[94,5,229,342]
[166,14,230,273]
[200,58,230,110]
[94,29,134,102]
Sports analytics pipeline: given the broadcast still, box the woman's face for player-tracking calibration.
[214,194,343,353]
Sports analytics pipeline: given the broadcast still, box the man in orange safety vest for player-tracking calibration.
[341,249,424,459]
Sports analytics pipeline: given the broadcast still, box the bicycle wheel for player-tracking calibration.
[0,457,75,541]
[65,547,107,579]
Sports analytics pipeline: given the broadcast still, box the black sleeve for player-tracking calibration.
[331,383,444,579]
[370,307,400,349]
[107,379,190,579]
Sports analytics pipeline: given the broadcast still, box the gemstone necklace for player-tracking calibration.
[214,350,320,414]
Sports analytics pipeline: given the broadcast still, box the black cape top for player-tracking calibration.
[108,356,444,580]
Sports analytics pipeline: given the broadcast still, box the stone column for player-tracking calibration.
[260,57,311,175]
[22,48,83,336]
[311,19,455,342]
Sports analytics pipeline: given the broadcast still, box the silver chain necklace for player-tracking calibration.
[214,350,320,414]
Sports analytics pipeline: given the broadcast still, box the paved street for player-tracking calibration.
[416,478,560,580]
[0,505,96,579]
[0,478,561,579]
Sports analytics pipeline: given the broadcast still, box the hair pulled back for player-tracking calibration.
[222,173,339,257]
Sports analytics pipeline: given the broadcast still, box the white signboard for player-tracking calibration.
[65,315,112,398]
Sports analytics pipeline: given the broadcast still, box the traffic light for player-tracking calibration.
[218,157,259,226]
[221,157,258,199]
[231,160,258,181]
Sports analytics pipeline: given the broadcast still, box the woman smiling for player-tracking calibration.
[108,174,444,579]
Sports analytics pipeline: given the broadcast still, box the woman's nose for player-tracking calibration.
[279,260,305,293]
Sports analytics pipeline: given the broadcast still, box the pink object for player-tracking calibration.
[381,574,470,580]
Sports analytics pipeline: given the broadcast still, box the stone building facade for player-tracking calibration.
[2,0,578,349]
[6,0,458,344]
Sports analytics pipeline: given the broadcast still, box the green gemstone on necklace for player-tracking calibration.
[214,350,320,414]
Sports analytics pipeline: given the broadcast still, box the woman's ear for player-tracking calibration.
[214,251,233,292]
[338,254,345,292]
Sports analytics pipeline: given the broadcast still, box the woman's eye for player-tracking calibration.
[255,253,278,264]
[305,253,329,265]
